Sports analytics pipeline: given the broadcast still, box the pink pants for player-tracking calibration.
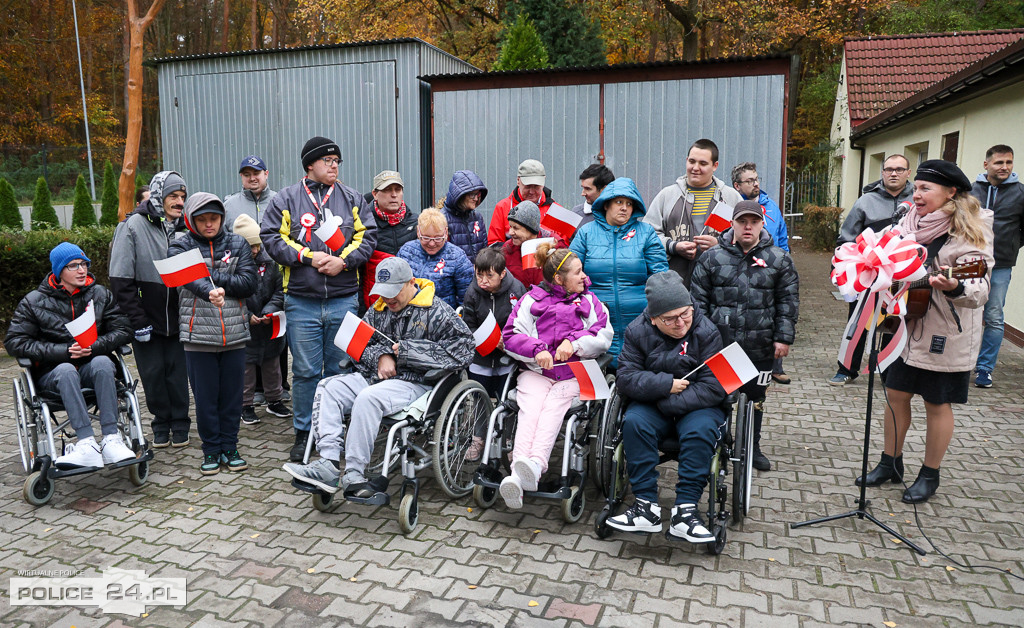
[513,369,580,473]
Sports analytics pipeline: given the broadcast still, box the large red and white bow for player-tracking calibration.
[831,227,927,372]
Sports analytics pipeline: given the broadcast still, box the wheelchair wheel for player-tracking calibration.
[433,380,494,498]
[13,377,36,474]
[594,507,614,539]
[473,484,498,508]
[398,493,418,534]
[128,459,149,487]
[561,485,586,524]
[732,394,754,524]
[312,491,337,512]
[707,524,727,555]
[23,471,54,506]
[594,387,625,497]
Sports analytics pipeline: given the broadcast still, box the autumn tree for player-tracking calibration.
[72,174,98,227]
[493,13,551,71]
[506,0,606,67]
[0,179,21,230]
[31,178,60,229]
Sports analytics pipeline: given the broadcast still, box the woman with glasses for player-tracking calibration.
[397,208,473,309]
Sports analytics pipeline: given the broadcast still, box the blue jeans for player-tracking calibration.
[621,402,725,504]
[976,266,1012,373]
[285,293,358,431]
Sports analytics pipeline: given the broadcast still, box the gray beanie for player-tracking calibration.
[162,172,187,198]
[645,271,692,317]
[508,200,541,234]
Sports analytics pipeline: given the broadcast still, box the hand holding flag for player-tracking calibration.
[65,300,97,349]
[703,203,735,233]
[154,249,211,288]
[268,312,287,339]
[683,342,759,394]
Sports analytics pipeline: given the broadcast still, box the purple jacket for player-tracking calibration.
[502,281,613,380]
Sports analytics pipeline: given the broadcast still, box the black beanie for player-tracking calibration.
[301,136,341,170]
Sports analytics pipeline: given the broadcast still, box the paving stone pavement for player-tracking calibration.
[1,242,1023,627]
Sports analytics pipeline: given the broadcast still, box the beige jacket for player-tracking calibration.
[900,208,994,372]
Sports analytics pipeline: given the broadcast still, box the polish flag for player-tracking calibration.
[568,359,610,400]
[154,249,210,287]
[540,203,583,241]
[315,215,346,251]
[268,312,287,339]
[65,300,97,348]
[521,237,556,269]
[334,311,376,361]
[703,203,734,233]
[705,342,759,394]
[473,311,502,356]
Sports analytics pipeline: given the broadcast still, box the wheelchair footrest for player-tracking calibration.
[291,478,328,495]
[344,476,390,505]
[344,489,390,506]
[525,481,571,500]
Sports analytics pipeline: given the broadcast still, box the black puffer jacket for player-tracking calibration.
[244,248,285,363]
[4,275,133,377]
[461,271,527,370]
[689,230,799,362]
[616,306,727,418]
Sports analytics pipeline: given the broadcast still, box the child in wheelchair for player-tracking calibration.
[607,272,727,543]
[5,243,137,469]
[499,244,613,508]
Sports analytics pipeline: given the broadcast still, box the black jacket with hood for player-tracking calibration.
[461,270,527,370]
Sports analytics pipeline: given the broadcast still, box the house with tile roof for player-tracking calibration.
[830,29,1024,346]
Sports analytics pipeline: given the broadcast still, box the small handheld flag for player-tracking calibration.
[704,342,759,394]
[703,203,734,233]
[521,237,556,269]
[314,215,346,251]
[334,311,377,362]
[268,312,287,339]
[473,311,502,356]
[65,300,97,348]
[154,249,210,288]
[540,204,583,241]
[568,359,610,400]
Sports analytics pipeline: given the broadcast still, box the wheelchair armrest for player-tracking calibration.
[118,345,133,356]
[595,353,613,369]
[16,357,33,368]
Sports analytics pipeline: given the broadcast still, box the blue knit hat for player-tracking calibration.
[50,242,91,277]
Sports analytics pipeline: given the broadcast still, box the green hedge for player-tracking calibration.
[0,226,115,343]
[801,205,843,252]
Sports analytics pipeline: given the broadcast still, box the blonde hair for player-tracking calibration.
[945,192,987,249]
[534,244,576,284]
[417,207,448,232]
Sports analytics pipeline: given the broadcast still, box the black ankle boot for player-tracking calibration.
[902,465,940,503]
[855,453,904,487]
[289,429,310,463]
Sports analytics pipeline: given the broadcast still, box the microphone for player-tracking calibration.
[894,201,912,222]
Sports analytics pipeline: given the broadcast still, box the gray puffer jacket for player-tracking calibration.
[168,192,258,351]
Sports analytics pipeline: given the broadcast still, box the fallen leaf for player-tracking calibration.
[350,577,357,582]
[905,520,911,524]
[177,480,184,484]
[528,601,539,607]
[187,507,194,512]
[44,527,52,532]
[534,530,541,534]
[141,614,148,618]
[883,622,897,627]
[888,512,895,517]
[468,585,477,589]
[467,508,473,513]
[768,558,776,562]
[250,533,260,539]
[891,539,902,544]
[946,566,956,572]
[307,568,315,573]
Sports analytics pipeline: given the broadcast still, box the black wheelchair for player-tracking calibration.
[591,382,754,554]
[11,346,154,506]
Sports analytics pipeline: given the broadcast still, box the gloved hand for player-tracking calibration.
[135,326,153,342]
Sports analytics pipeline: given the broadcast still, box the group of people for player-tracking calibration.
[10,131,828,543]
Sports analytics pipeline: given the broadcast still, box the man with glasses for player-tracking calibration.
[261,136,377,461]
[829,154,913,386]
[733,161,790,383]
[690,201,799,472]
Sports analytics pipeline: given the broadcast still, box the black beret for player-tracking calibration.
[914,159,972,194]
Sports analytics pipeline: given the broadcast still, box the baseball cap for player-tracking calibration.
[732,200,764,221]
[373,170,404,191]
[518,159,546,187]
[373,257,414,298]
[239,155,267,172]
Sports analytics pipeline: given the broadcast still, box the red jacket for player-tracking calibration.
[487,188,557,245]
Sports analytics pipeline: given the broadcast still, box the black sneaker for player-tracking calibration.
[752,448,771,471]
[241,406,260,425]
[265,401,292,418]
[222,450,248,472]
[667,505,715,543]
[153,433,170,449]
[606,499,662,533]
[171,431,190,447]
[290,430,310,463]
[200,453,221,475]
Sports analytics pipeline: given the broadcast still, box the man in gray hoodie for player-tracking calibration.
[224,155,277,229]
[972,145,1024,388]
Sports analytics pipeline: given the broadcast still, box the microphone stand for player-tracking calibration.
[791,322,926,555]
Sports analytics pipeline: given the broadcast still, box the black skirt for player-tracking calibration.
[884,357,970,405]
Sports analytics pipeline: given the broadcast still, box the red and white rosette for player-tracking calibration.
[299,212,317,243]
[831,227,927,372]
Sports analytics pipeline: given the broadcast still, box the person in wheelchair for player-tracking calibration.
[4,243,136,469]
[282,257,474,497]
[606,272,727,542]
[500,244,613,509]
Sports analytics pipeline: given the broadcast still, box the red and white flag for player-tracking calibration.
[705,342,759,394]
[521,237,556,269]
[334,311,376,362]
[268,312,287,339]
[314,215,346,251]
[473,311,502,356]
[703,203,734,233]
[540,203,583,241]
[65,300,97,348]
[154,248,210,288]
[568,359,610,401]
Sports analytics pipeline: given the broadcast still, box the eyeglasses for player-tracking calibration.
[882,167,908,175]
[320,157,341,166]
[418,234,446,244]
[738,177,761,185]
[659,309,694,325]
[65,261,91,271]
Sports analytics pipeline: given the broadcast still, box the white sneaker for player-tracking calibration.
[499,475,524,509]
[668,504,715,543]
[101,433,136,464]
[513,458,542,492]
[55,438,103,469]
[607,499,663,533]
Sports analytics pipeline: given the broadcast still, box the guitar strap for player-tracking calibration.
[924,234,949,268]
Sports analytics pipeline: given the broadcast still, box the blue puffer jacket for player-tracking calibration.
[397,240,474,309]
[569,177,669,358]
[442,170,489,261]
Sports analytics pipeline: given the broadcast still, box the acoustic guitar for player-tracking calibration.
[897,259,988,321]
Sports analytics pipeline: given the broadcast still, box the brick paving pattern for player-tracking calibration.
[1,242,1022,626]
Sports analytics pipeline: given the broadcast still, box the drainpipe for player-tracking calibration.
[597,83,606,165]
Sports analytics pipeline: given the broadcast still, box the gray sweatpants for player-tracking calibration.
[38,357,119,440]
[311,373,429,472]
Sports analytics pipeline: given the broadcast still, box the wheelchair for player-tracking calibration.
[591,383,754,555]
[291,370,494,534]
[471,356,614,523]
[11,346,154,506]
